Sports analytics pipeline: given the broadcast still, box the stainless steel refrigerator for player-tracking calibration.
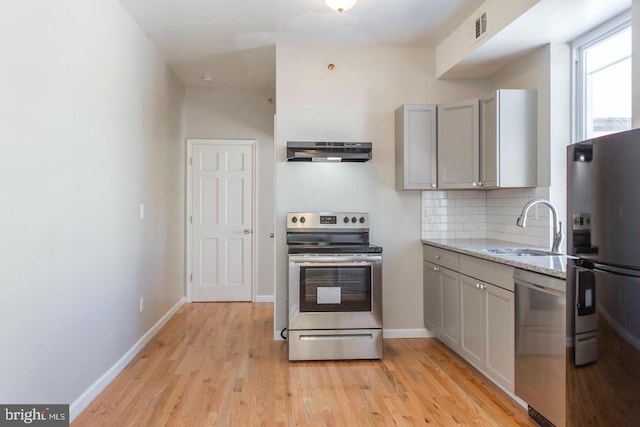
[566,128,640,426]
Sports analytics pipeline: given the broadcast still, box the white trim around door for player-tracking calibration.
[186,139,256,302]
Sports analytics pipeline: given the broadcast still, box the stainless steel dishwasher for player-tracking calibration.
[514,269,566,427]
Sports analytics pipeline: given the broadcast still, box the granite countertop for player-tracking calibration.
[421,238,570,279]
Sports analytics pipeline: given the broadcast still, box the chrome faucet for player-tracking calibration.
[516,199,563,253]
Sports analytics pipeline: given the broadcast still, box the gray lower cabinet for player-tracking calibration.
[460,274,515,392]
[423,261,460,351]
[423,244,515,394]
[485,282,514,391]
[423,245,461,352]
[423,261,442,332]
[460,274,485,367]
[441,267,461,350]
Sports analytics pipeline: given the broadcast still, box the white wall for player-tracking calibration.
[435,0,540,78]
[489,44,571,251]
[634,0,640,127]
[274,45,488,335]
[184,87,276,299]
[0,0,184,411]
[490,46,552,186]
[547,43,572,250]
[421,44,572,250]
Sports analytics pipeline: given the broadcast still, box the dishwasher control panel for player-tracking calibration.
[513,269,566,293]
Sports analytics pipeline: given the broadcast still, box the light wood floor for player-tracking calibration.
[72,302,536,426]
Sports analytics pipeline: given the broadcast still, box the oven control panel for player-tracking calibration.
[320,215,337,224]
[287,212,369,229]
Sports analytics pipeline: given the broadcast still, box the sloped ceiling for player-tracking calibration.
[118,0,483,88]
[119,0,631,88]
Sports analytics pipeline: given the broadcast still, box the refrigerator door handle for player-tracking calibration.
[591,263,640,279]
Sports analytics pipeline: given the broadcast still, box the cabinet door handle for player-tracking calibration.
[478,181,483,187]
[431,183,437,189]
[435,255,441,259]
[433,267,440,272]
[472,182,477,187]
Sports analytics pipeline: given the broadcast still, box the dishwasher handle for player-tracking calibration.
[516,280,566,298]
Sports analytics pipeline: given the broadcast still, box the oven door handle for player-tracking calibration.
[289,255,382,264]
[294,262,378,268]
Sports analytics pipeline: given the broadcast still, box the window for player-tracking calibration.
[573,12,632,142]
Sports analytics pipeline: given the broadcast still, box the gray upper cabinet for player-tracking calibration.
[432,90,537,191]
[395,104,437,190]
[437,99,480,189]
[480,89,537,189]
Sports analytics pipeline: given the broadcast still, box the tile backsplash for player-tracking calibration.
[421,187,550,247]
[421,191,486,240]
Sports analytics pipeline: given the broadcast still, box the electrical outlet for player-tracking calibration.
[139,297,144,312]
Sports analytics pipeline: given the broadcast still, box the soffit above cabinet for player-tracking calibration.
[436,0,630,79]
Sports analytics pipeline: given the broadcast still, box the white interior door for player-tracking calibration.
[190,141,254,301]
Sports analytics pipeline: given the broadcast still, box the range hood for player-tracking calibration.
[286,141,372,162]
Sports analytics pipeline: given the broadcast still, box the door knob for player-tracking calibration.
[269,233,274,238]
[244,229,251,234]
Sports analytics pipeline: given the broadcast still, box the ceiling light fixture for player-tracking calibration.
[324,0,358,14]
[201,74,215,83]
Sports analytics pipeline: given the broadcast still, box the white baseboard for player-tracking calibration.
[383,328,434,339]
[69,297,186,421]
[254,295,274,303]
[274,329,286,341]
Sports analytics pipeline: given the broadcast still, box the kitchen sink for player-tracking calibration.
[483,248,561,256]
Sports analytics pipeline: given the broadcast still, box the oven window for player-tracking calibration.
[299,265,372,312]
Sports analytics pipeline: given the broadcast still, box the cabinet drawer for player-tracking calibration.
[459,254,514,292]
[423,245,459,270]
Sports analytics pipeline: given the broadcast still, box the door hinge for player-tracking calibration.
[190,273,193,282]
[189,157,193,165]
[190,216,193,223]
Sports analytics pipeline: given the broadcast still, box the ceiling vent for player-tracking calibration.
[475,12,487,40]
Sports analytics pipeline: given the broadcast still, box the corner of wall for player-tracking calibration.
[70,298,186,422]
[633,0,640,127]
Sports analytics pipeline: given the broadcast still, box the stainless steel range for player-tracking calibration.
[286,212,383,361]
